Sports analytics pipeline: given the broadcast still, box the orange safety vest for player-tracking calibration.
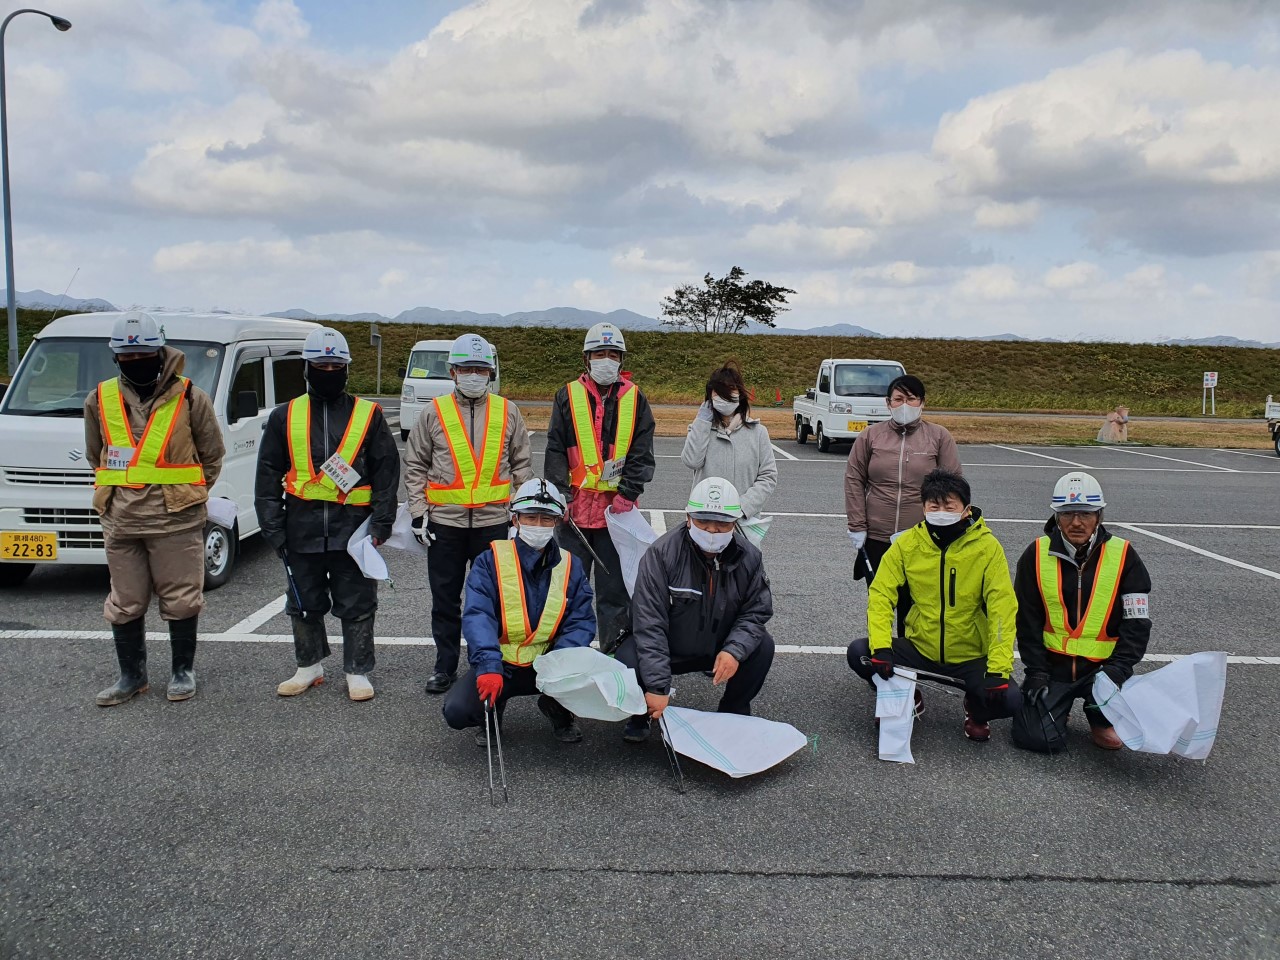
[567,379,637,492]
[284,395,377,506]
[94,377,206,488]
[1035,536,1129,661]
[426,394,512,507]
[492,539,572,666]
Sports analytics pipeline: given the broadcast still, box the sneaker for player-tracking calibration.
[423,672,455,695]
[963,697,990,741]
[538,695,583,743]
[277,663,324,697]
[622,715,651,743]
[1091,725,1123,750]
[346,674,374,702]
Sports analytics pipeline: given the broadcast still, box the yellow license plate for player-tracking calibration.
[846,420,868,432]
[1,531,58,561]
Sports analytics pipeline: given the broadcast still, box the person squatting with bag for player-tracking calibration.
[254,327,400,701]
[86,312,226,706]
[848,469,1021,742]
[442,479,597,744]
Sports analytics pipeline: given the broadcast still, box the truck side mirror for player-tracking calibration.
[230,390,258,424]
[397,366,407,379]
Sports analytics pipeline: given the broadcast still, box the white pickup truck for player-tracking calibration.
[793,358,906,452]
[1266,395,1279,457]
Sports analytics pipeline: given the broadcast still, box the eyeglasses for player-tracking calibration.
[1059,512,1099,525]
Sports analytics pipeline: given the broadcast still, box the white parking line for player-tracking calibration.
[649,509,667,534]
[1098,446,1237,472]
[989,444,1090,467]
[225,595,287,634]
[1114,523,1280,581]
[641,509,1280,529]
[1215,448,1278,462]
[771,443,799,462]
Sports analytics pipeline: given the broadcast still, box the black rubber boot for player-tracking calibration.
[96,617,149,707]
[167,615,198,701]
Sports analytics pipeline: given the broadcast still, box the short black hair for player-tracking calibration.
[921,468,970,506]
[887,374,926,402]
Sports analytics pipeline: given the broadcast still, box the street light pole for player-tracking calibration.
[2,8,71,375]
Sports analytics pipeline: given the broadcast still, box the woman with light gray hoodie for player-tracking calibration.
[681,363,778,519]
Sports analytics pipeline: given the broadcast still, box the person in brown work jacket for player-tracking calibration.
[84,312,225,706]
[845,374,961,637]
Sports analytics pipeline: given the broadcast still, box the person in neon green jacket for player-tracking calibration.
[847,469,1021,742]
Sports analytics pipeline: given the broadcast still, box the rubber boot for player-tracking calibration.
[341,616,376,702]
[167,615,198,701]
[96,617,149,706]
[278,615,329,696]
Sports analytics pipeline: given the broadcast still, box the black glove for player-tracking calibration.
[1102,663,1128,688]
[869,649,894,680]
[411,514,432,546]
[1021,670,1049,706]
[272,541,288,562]
[985,673,1010,709]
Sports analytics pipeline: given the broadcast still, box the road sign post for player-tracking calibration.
[1202,371,1217,416]
[370,323,383,395]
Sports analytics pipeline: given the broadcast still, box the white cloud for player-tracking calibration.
[610,248,696,275]
[743,222,876,261]
[955,265,1022,300]
[974,200,1040,229]
[253,0,310,42]
[1043,262,1102,289]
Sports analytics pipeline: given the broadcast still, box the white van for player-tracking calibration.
[0,311,321,589]
[397,338,501,442]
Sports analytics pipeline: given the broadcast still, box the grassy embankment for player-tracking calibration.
[4,310,1275,447]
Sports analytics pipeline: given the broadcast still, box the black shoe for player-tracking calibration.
[622,716,651,743]
[538,695,582,743]
[424,672,456,695]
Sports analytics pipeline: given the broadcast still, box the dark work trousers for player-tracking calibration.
[284,549,377,674]
[863,538,911,638]
[427,520,509,677]
[442,664,566,730]
[1012,676,1112,753]
[847,635,1020,723]
[557,524,629,648]
[614,633,776,716]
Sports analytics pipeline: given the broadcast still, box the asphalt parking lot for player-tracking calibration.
[2,428,1278,958]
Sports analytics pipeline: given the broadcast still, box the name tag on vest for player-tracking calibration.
[106,446,135,471]
[601,457,626,483]
[320,453,361,494]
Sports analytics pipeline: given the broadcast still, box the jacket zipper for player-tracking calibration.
[467,397,476,530]
[893,431,905,533]
[937,542,949,661]
[949,568,956,607]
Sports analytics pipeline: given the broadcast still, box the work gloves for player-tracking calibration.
[1102,662,1128,688]
[1022,670,1050,706]
[869,650,894,680]
[985,673,1010,710]
[848,530,867,550]
[411,515,433,546]
[612,495,637,514]
[476,672,504,706]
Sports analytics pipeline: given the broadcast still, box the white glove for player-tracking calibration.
[848,530,867,550]
[411,516,434,546]
[695,402,714,423]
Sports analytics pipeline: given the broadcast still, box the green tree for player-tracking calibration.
[659,266,796,334]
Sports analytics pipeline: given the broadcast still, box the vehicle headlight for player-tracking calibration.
[401,385,414,401]
[830,402,852,414]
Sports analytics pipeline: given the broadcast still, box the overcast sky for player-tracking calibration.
[5,0,1280,339]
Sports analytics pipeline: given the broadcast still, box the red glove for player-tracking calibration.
[476,672,503,706]
[612,495,637,513]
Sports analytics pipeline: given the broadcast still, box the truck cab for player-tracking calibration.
[793,358,906,452]
[397,338,501,441]
[0,312,321,588]
[1266,395,1279,457]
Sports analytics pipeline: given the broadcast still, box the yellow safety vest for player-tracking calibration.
[426,394,512,506]
[1035,536,1129,661]
[94,377,206,488]
[567,379,636,492]
[284,396,377,506]
[491,539,572,666]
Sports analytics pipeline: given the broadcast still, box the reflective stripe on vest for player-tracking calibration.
[1035,535,1129,661]
[426,394,511,506]
[492,540,572,666]
[567,379,636,492]
[284,395,377,506]
[94,377,206,488]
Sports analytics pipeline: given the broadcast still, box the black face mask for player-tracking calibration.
[117,354,163,394]
[307,365,348,401]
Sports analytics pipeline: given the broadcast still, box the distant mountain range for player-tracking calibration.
[5,288,117,313]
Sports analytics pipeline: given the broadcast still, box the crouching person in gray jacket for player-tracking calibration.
[614,477,776,743]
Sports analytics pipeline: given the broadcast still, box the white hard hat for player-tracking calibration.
[448,333,494,370]
[686,477,742,521]
[302,327,352,365]
[583,322,626,354]
[1051,471,1106,512]
[109,311,165,354]
[510,478,566,517]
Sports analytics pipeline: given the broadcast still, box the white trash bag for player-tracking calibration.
[382,502,429,556]
[874,671,917,764]
[1092,651,1227,759]
[206,496,238,530]
[604,506,659,596]
[738,515,773,549]
[659,706,807,778]
[346,518,391,584]
[533,647,647,722]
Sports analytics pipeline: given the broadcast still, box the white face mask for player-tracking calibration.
[589,358,620,385]
[687,522,733,554]
[925,510,964,526]
[711,395,739,416]
[455,373,490,398]
[516,523,556,550]
[890,403,922,426]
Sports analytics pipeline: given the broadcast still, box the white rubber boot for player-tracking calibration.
[346,674,374,702]
[277,663,324,696]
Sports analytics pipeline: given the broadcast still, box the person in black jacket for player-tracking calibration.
[1011,472,1152,752]
[254,328,400,702]
[614,477,775,743]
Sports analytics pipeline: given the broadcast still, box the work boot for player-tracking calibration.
[424,672,456,695]
[1091,725,1123,750]
[963,697,990,742]
[340,617,376,701]
[96,617,149,707]
[167,615,198,702]
[278,615,328,695]
[346,675,374,701]
[278,663,324,696]
[622,715,651,743]
[538,695,582,743]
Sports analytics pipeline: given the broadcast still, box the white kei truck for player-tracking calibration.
[396,338,501,442]
[1266,395,1280,457]
[0,312,322,589]
[792,358,907,452]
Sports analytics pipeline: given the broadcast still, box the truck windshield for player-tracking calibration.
[833,363,905,398]
[1,339,224,417]
[406,349,451,380]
